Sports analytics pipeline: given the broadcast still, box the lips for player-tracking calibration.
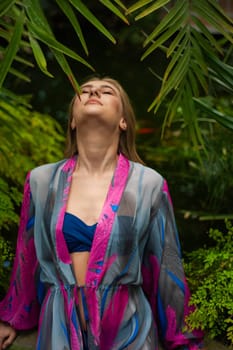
[85,99,102,105]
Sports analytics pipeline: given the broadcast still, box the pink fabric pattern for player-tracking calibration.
[55,157,77,264]
[100,286,129,349]
[0,172,40,329]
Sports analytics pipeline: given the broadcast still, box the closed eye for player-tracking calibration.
[101,88,114,95]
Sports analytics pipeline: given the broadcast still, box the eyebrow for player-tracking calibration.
[81,84,118,93]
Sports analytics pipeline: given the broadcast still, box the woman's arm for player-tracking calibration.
[142,179,205,350]
[0,172,40,331]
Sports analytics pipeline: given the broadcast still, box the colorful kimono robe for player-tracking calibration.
[0,154,204,349]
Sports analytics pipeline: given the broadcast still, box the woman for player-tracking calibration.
[0,76,205,349]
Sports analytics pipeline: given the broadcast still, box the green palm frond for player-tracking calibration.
[127,0,233,148]
[0,0,128,90]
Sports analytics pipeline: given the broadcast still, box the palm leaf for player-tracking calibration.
[27,21,93,70]
[191,62,208,94]
[193,1,233,42]
[191,15,223,54]
[143,0,187,47]
[52,50,82,93]
[0,11,24,88]
[29,34,54,78]
[167,25,187,57]
[134,0,171,20]
[141,10,187,60]
[14,55,34,67]
[0,0,15,17]
[8,67,31,82]
[207,0,233,25]
[112,0,127,11]
[163,33,189,82]
[126,0,154,14]
[99,0,129,24]
[24,0,52,33]
[149,46,190,112]
[56,0,88,55]
[69,0,116,44]
[194,98,233,131]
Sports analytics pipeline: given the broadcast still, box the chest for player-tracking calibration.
[66,173,113,224]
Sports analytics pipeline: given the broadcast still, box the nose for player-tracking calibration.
[89,87,100,97]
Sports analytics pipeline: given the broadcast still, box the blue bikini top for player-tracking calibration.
[63,212,97,253]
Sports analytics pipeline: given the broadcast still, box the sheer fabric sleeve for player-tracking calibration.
[141,179,204,350]
[0,172,40,330]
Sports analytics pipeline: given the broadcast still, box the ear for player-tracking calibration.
[119,118,127,131]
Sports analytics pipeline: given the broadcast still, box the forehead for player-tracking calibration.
[81,80,119,93]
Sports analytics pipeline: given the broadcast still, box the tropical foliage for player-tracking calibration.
[0,90,65,293]
[137,95,233,225]
[0,0,233,147]
[184,220,233,345]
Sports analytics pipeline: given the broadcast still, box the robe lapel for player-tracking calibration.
[55,154,130,286]
[55,156,77,264]
[86,154,130,287]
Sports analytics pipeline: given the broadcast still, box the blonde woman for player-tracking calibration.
[0,76,205,350]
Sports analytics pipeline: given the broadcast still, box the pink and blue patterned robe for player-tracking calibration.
[0,154,204,349]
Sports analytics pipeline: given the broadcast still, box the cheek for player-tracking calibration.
[111,98,123,115]
[72,97,83,117]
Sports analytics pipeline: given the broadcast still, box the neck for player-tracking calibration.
[75,131,119,175]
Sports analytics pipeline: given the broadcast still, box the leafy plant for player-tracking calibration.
[0,234,14,295]
[0,90,65,293]
[1,1,233,150]
[0,0,128,91]
[127,0,233,148]
[184,220,233,345]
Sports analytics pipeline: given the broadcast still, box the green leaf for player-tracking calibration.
[24,0,52,33]
[52,50,81,93]
[182,85,204,147]
[0,12,24,88]
[167,25,187,57]
[188,70,200,97]
[69,0,116,44]
[27,21,93,70]
[14,55,34,68]
[143,0,187,47]
[126,0,154,14]
[191,62,208,93]
[206,0,233,26]
[163,33,189,82]
[112,0,127,11]
[99,0,129,24]
[29,34,54,78]
[56,0,89,55]
[193,1,233,43]
[141,10,187,60]
[8,67,31,82]
[0,0,15,17]
[191,15,223,54]
[205,51,233,90]
[162,83,184,133]
[149,46,190,112]
[134,0,171,20]
[189,33,208,74]
[194,98,233,131]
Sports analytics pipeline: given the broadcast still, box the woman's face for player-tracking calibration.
[71,80,127,132]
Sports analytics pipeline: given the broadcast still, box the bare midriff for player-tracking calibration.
[71,251,90,329]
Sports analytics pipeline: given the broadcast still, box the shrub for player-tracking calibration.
[0,234,14,297]
[184,220,233,345]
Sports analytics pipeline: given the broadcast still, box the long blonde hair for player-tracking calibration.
[64,75,144,164]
